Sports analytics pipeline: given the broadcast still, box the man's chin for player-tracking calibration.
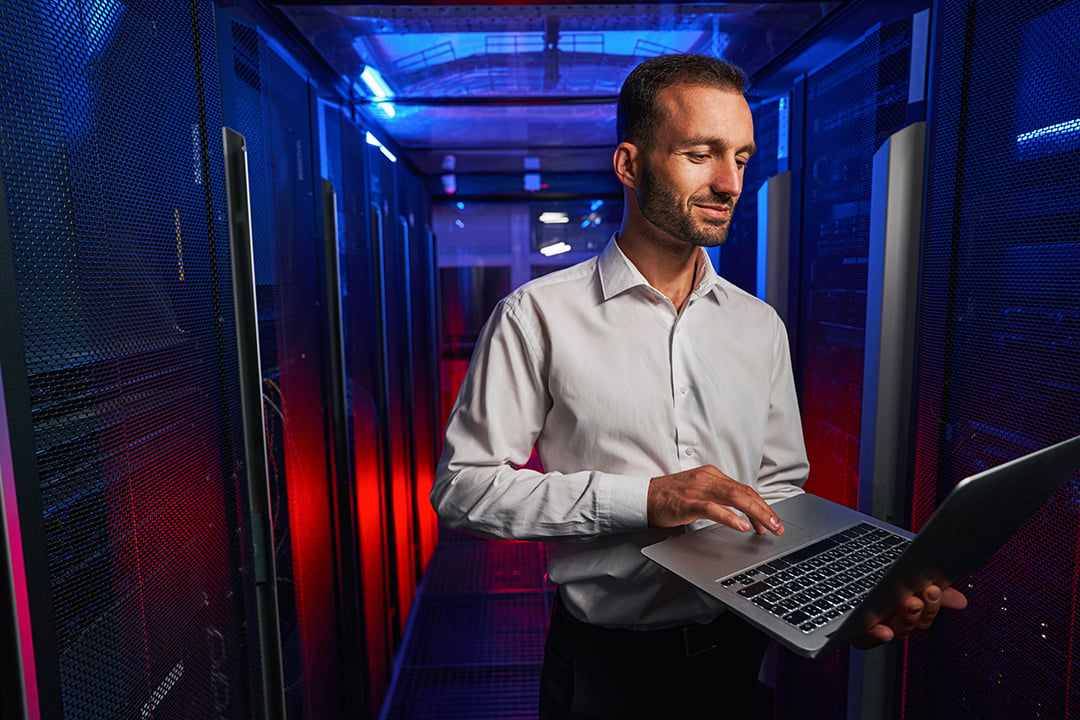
[691,224,730,247]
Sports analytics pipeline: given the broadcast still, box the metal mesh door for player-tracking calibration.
[0,1,261,717]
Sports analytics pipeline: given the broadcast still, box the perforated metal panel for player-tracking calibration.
[797,16,915,510]
[0,1,260,718]
[720,92,785,295]
[218,16,347,720]
[776,17,917,720]
[905,1,1080,717]
[381,530,553,720]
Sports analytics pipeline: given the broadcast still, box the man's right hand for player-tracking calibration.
[647,465,785,535]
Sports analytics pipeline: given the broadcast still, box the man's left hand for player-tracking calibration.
[853,584,968,650]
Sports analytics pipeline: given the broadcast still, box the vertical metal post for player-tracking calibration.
[849,120,928,720]
[221,126,287,720]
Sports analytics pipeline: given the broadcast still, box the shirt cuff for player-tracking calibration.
[596,472,652,531]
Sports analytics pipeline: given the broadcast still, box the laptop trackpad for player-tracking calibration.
[678,516,818,575]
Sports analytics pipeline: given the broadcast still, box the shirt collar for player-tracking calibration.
[597,234,729,304]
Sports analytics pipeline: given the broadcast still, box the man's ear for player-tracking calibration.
[613,141,640,189]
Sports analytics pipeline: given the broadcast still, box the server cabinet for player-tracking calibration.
[367,139,420,639]
[796,14,921,510]
[216,14,350,720]
[0,1,264,718]
[778,13,925,720]
[905,1,1080,717]
[322,101,395,715]
[397,170,441,572]
[720,93,788,297]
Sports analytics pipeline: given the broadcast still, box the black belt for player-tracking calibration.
[549,590,732,659]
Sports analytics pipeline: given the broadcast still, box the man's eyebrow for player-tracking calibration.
[673,137,757,156]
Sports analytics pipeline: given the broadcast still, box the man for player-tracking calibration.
[432,54,965,718]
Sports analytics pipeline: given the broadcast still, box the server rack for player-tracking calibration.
[325,103,396,714]
[216,13,354,719]
[397,170,442,572]
[905,1,1080,717]
[772,13,926,720]
[370,136,421,639]
[0,1,265,717]
[720,93,787,297]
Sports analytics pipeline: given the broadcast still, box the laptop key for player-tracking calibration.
[752,597,776,612]
[737,582,769,598]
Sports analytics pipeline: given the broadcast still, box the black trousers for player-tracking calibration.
[539,592,770,720]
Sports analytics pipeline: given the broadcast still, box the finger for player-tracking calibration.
[916,586,942,630]
[701,503,754,532]
[891,597,923,638]
[942,587,968,610]
[742,503,783,535]
[715,481,783,535]
[852,624,893,650]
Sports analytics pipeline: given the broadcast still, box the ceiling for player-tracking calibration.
[271,2,853,197]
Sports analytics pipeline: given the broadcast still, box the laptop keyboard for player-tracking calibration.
[717,522,911,634]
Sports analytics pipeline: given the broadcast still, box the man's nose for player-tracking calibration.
[710,159,742,199]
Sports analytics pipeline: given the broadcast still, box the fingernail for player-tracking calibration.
[770,516,780,529]
[738,519,752,531]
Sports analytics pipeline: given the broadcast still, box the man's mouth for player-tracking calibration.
[695,204,733,220]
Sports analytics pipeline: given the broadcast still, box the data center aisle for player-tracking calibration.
[380,527,556,719]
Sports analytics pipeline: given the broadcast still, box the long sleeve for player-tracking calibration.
[431,296,651,541]
[756,314,809,502]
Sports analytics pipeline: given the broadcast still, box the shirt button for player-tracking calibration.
[679,386,689,395]
[685,447,694,456]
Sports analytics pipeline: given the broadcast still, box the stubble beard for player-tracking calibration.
[637,164,734,248]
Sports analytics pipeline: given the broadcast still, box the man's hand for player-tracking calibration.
[853,584,969,650]
[647,465,784,535]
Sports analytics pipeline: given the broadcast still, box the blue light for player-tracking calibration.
[365,131,397,163]
[456,202,465,210]
[1016,118,1080,159]
[84,0,124,52]
[590,200,604,211]
[776,96,790,162]
[360,65,394,99]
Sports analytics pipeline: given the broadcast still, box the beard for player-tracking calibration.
[637,163,735,248]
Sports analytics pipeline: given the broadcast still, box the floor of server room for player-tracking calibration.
[380,527,556,719]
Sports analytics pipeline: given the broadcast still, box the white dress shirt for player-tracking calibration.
[432,236,808,628]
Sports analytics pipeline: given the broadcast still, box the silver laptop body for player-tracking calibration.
[642,433,1080,658]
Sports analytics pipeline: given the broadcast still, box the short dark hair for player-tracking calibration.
[617,54,747,149]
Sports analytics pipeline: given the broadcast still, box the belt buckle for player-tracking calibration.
[682,625,718,658]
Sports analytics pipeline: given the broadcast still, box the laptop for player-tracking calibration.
[642,433,1080,659]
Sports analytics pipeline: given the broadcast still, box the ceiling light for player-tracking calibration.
[359,65,393,99]
[539,212,569,224]
[540,242,572,257]
[365,131,397,163]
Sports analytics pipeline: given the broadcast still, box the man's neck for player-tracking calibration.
[615,230,701,311]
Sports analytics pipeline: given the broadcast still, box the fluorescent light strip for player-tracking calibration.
[360,65,393,99]
[538,212,569,224]
[540,242,572,257]
[365,131,397,163]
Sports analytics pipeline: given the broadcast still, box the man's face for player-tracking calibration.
[634,84,755,248]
